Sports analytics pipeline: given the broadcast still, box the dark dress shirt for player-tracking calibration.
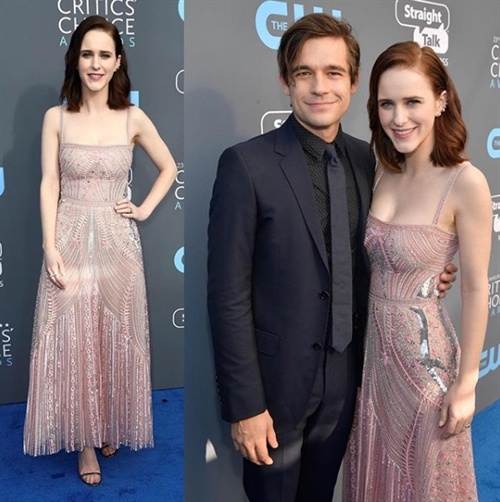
[290,114,361,344]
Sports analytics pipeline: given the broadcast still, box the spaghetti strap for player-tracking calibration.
[126,107,131,145]
[59,105,65,144]
[373,163,384,193]
[432,164,467,225]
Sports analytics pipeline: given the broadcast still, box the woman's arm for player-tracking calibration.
[439,164,492,436]
[114,107,177,221]
[40,107,65,289]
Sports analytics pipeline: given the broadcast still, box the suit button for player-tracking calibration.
[312,342,323,351]
[319,290,330,300]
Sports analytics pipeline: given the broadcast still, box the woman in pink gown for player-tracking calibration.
[343,42,492,501]
[23,16,177,486]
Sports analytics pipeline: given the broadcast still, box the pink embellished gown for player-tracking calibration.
[343,166,478,501]
[24,107,153,456]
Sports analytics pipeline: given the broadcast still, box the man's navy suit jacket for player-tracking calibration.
[207,117,375,432]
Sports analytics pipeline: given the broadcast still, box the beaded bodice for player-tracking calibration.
[59,144,132,202]
[365,215,458,301]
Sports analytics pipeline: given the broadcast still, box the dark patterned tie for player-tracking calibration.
[325,144,352,353]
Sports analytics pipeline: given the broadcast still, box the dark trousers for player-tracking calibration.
[243,344,358,502]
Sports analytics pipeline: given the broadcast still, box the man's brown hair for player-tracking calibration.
[277,13,360,85]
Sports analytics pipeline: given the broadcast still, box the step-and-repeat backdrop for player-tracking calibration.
[0,0,184,404]
[185,1,500,501]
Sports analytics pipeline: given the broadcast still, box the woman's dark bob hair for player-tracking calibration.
[60,15,131,111]
[368,41,467,172]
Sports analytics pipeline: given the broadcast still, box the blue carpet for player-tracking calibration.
[1,392,498,501]
[473,399,500,502]
[0,389,183,502]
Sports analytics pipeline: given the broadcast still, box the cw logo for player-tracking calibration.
[479,343,500,379]
[130,90,140,107]
[487,128,500,159]
[255,1,341,50]
[178,0,184,21]
[174,246,184,273]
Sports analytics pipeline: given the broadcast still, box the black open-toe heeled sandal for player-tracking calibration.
[79,471,102,487]
[99,444,118,458]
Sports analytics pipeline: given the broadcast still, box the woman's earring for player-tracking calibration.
[437,102,447,117]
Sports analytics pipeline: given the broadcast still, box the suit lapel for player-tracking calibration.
[275,119,329,271]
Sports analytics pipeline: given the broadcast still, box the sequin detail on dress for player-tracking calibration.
[24,109,153,456]
[343,166,478,502]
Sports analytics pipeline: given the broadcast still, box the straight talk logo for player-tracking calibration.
[260,110,291,134]
[395,0,450,55]
[172,308,184,329]
[492,195,500,240]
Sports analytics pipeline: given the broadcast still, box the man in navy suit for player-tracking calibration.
[208,13,451,502]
